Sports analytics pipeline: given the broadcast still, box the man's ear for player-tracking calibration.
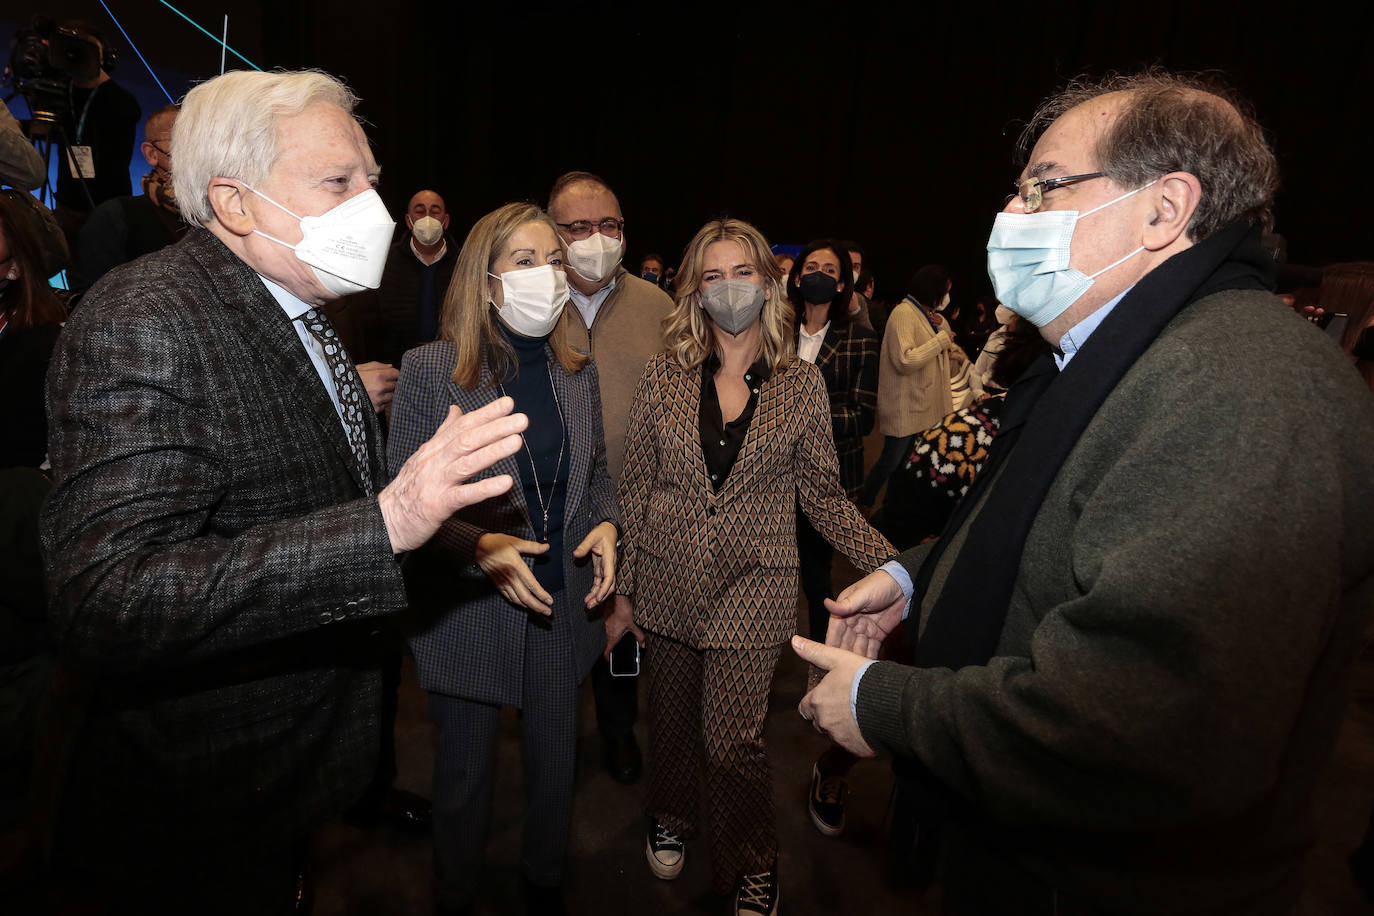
[405,214,415,230]
[140,141,158,169]
[1143,171,1201,250]
[208,179,255,237]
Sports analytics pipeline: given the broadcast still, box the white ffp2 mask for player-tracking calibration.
[247,186,396,297]
[565,232,623,282]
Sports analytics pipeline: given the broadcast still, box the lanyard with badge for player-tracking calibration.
[65,83,101,181]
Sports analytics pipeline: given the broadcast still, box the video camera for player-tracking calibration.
[3,16,115,138]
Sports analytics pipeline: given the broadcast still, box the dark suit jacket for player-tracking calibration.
[40,228,407,888]
[618,353,893,650]
[387,340,618,706]
[812,318,880,497]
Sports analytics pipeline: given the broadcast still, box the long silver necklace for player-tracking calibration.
[499,362,567,542]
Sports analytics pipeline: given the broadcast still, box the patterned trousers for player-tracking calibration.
[644,632,781,894]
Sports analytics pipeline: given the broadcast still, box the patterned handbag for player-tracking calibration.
[905,402,999,500]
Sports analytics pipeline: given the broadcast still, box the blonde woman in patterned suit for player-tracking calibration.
[606,218,894,915]
[387,203,619,916]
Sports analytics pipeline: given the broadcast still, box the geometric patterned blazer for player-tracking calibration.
[617,352,894,651]
[40,228,407,885]
[387,339,618,707]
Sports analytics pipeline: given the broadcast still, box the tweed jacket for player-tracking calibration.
[40,228,406,880]
[858,289,1374,913]
[618,353,893,650]
[876,296,955,438]
[809,318,880,497]
[387,339,618,706]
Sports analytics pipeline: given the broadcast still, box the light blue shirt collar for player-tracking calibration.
[1054,285,1134,371]
[257,274,314,321]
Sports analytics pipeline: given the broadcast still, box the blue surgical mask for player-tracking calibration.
[985,181,1155,328]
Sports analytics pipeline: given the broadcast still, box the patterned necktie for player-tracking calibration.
[299,308,374,495]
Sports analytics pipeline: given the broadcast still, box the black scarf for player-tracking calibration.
[912,222,1274,670]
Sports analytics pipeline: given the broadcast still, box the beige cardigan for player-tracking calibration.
[875,296,954,436]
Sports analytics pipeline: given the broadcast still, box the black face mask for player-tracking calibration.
[641,270,659,286]
[798,271,839,305]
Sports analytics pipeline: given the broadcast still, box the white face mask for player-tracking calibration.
[985,181,1155,328]
[564,231,623,282]
[246,186,396,297]
[489,264,570,338]
[411,215,444,246]
[938,292,951,311]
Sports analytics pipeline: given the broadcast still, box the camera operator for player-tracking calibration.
[50,22,140,256]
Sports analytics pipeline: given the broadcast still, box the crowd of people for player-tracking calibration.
[2,59,1374,916]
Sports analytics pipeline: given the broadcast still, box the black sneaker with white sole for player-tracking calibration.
[734,865,779,916]
[645,818,684,879]
[808,760,848,836]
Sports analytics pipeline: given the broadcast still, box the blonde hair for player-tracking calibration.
[440,202,589,389]
[663,218,794,372]
[174,70,358,227]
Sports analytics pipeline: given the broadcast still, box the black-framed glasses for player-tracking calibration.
[555,217,625,240]
[147,140,171,159]
[1008,172,1105,213]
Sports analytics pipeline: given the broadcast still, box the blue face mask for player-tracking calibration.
[985,180,1155,328]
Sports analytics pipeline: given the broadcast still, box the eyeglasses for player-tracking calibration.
[555,218,624,240]
[1008,172,1105,213]
[147,140,171,158]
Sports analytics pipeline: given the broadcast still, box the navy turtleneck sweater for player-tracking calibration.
[496,322,567,594]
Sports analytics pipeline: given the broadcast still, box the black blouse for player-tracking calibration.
[698,351,772,493]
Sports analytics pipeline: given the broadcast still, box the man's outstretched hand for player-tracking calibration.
[380,399,526,553]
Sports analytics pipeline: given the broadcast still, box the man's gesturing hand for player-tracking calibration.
[822,569,907,660]
[380,398,527,553]
[794,636,877,758]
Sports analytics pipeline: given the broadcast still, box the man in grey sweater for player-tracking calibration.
[793,71,1374,914]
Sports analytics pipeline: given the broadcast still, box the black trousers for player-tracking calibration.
[797,513,833,642]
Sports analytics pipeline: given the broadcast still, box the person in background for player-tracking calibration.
[640,252,666,287]
[69,104,187,296]
[50,22,141,255]
[549,170,674,786]
[610,217,892,916]
[786,237,879,654]
[839,240,874,331]
[388,202,619,916]
[857,265,956,511]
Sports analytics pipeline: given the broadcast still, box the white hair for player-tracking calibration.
[172,69,359,227]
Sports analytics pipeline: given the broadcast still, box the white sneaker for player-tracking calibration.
[645,818,684,880]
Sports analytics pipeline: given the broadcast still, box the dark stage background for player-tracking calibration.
[6,1,1370,302]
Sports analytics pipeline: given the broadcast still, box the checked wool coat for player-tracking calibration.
[386,339,619,706]
[617,352,894,649]
[810,318,880,498]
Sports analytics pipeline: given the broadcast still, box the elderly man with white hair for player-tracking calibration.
[41,69,527,912]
